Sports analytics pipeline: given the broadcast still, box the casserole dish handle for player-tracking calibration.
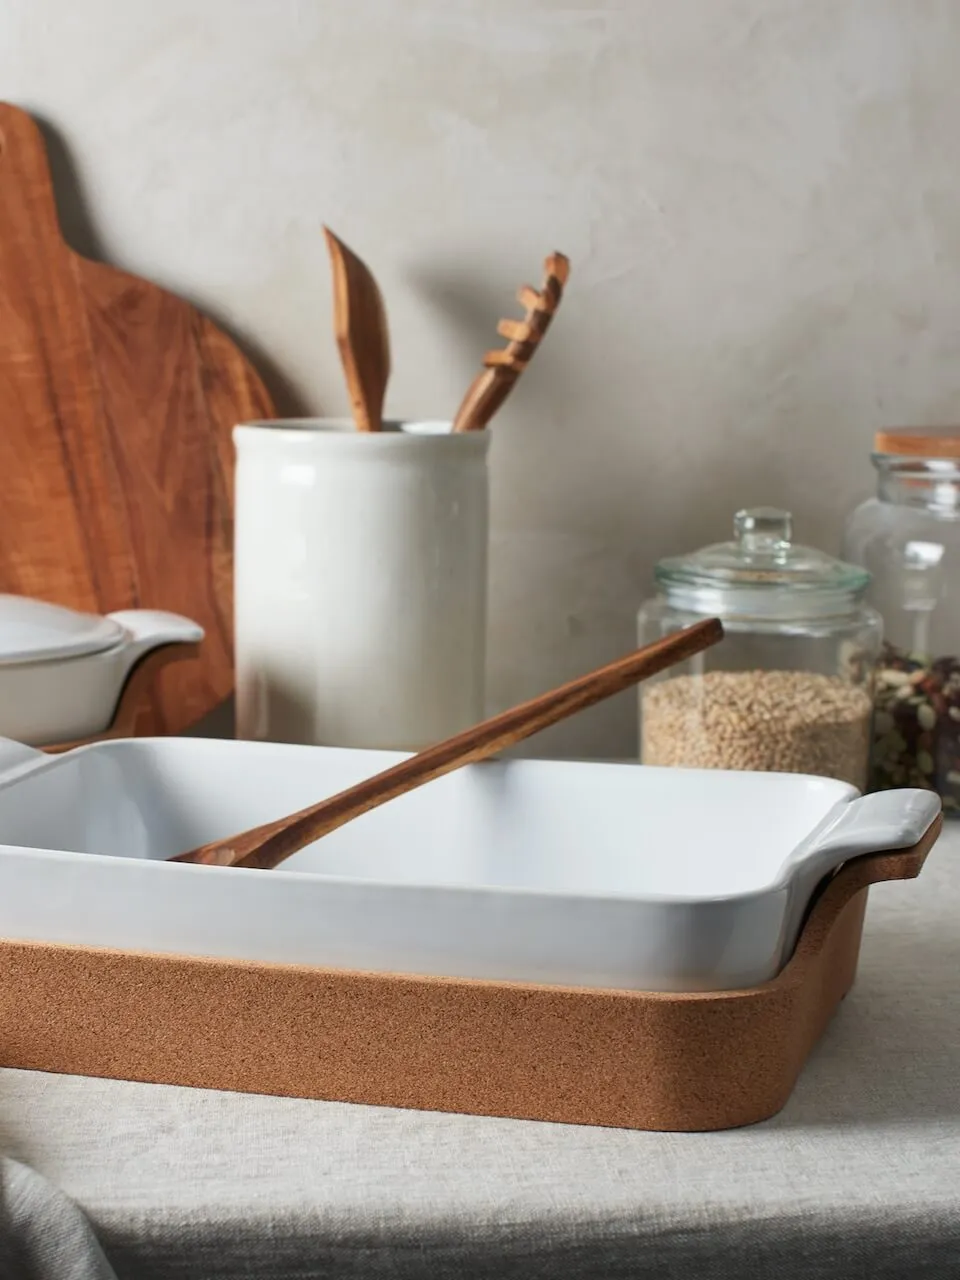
[106,610,205,683]
[801,788,941,882]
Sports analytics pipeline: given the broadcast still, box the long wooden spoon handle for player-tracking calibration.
[171,618,723,871]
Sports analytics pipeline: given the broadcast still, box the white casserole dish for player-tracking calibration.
[0,736,940,992]
[0,596,203,745]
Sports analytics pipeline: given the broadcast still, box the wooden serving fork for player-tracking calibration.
[451,251,570,434]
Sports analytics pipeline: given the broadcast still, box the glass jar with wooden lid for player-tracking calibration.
[843,427,960,811]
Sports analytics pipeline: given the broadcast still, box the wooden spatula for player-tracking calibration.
[0,103,275,735]
[323,226,390,432]
[452,251,569,434]
[170,617,723,870]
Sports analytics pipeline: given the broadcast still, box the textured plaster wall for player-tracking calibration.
[4,0,960,756]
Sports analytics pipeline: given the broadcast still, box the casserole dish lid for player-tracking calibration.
[0,594,125,666]
[655,508,870,619]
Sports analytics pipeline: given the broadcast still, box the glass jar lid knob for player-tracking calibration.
[733,508,793,560]
[653,506,871,619]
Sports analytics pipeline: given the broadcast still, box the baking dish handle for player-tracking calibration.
[805,788,942,879]
[106,610,205,683]
[783,807,942,980]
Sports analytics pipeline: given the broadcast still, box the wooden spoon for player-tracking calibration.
[323,226,390,432]
[170,617,723,871]
[451,251,570,434]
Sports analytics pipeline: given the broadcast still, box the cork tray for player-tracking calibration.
[0,816,940,1132]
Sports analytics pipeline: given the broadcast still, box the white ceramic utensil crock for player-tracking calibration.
[234,419,490,751]
[0,739,940,991]
[0,596,203,746]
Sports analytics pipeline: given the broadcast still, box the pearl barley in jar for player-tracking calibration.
[637,509,881,790]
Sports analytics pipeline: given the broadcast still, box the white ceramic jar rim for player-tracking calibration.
[235,418,490,455]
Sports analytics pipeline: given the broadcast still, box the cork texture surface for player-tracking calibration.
[0,818,940,1132]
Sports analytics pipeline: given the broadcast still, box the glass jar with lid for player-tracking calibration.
[843,428,960,810]
[637,508,881,790]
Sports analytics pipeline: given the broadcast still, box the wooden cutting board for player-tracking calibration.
[0,103,275,734]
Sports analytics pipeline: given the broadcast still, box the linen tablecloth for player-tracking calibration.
[0,829,957,1279]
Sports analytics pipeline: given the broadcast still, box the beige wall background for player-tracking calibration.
[5,0,960,756]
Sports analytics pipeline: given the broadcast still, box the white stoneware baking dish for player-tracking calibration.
[0,736,940,992]
[0,596,203,745]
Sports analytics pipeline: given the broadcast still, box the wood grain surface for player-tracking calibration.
[0,103,275,733]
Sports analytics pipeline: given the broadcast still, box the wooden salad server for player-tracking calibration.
[170,617,723,870]
[323,226,390,432]
[451,251,570,433]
